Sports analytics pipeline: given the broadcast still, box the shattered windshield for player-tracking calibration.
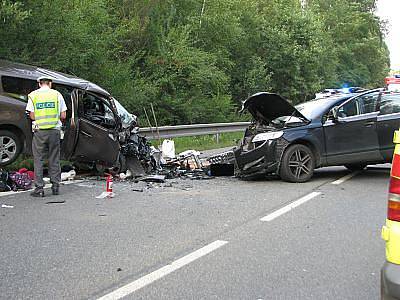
[270,115,306,128]
[268,101,320,128]
[113,98,135,128]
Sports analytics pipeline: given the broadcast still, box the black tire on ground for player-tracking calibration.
[109,154,127,175]
[344,164,367,172]
[279,144,315,183]
[0,130,22,167]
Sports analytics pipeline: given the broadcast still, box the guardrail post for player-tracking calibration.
[215,133,220,144]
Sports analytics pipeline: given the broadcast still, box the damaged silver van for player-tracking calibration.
[234,90,400,182]
[0,60,152,172]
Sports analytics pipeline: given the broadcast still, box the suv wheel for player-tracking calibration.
[344,164,367,172]
[279,144,315,183]
[0,130,22,166]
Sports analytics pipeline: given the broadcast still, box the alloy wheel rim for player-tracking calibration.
[0,136,17,163]
[288,149,312,179]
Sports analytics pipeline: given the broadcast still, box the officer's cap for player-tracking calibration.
[37,76,54,83]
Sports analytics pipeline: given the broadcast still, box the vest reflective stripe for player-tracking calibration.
[30,89,59,129]
[35,114,59,121]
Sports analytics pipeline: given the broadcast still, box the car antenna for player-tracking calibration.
[150,103,161,146]
[143,107,155,138]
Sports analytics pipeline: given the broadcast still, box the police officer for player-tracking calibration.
[26,76,67,197]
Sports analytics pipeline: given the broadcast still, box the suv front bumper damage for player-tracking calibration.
[234,139,288,178]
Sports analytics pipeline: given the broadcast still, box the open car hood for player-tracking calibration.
[242,92,309,124]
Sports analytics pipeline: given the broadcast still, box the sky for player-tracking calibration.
[376,0,400,70]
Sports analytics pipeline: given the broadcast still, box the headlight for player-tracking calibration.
[252,131,283,143]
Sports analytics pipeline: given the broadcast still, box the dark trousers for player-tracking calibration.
[32,129,61,188]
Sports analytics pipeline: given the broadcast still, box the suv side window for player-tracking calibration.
[1,76,36,102]
[338,98,361,117]
[379,93,400,115]
[337,92,379,117]
[360,92,379,114]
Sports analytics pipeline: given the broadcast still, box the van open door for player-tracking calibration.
[61,89,79,160]
[70,90,120,166]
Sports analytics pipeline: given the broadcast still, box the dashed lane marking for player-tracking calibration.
[97,240,229,300]
[260,192,321,222]
[331,171,359,185]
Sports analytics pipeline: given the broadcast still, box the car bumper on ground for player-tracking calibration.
[233,139,279,178]
[382,261,400,300]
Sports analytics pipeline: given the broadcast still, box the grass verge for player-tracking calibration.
[154,132,243,154]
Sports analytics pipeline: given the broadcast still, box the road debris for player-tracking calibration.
[139,175,166,183]
[161,139,175,159]
[45,200,66,204]
[1,204,14,208]
[96,191,115,199]
[209,163,234,176]
[61,170,76,181]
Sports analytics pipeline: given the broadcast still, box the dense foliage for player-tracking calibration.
[0,0,390,125]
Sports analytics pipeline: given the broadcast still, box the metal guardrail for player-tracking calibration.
[139,122,251,140]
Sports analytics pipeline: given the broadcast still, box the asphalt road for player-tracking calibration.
[0,164,390,299]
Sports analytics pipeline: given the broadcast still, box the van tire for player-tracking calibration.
[0,130,22,166]
[279,144,315,183]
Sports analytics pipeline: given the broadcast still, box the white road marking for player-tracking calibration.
[0,180,84,197]
[260,192,321,222]
[97,240,229,300]
[331,171,359,185]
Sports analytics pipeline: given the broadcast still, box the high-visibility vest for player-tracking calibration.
[29,89,59,129]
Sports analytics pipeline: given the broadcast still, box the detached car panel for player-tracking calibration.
[234,90,400,182]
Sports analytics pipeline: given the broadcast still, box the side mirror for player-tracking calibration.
[330,106,339,122]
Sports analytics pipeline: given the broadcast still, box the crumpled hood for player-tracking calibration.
[242,92,309,124]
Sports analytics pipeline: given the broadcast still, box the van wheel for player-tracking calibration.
[0,130,22,166]
[279,144,315,183]
[110,154,127,174]
[344,164,367,172]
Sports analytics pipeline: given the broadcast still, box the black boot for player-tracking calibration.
[51,185,59,195]
[31,187,44,197]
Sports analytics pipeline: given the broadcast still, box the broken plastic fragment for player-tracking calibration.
[161,140,175,159]
[95,191,115,199]
[139,175,166,183]
[61,170,76,181]
[1,204,14,208]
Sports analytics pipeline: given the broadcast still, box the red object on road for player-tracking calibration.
[106,174,113,193]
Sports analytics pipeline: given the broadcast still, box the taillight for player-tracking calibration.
[388,200,400,221]
[388,179,400,219]
[388,129,400,221]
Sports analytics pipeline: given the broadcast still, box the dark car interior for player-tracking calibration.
[1,76,74,121]
[80,93,116,129]
[337,92,379,117]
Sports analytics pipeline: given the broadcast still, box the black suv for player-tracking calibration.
[234,89,400,182]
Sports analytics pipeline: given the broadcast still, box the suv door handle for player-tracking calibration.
[364,121,375,127]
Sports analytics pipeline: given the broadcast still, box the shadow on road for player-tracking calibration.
[244,164,391,183]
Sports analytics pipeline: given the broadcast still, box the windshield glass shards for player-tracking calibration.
[113,98,136,128]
